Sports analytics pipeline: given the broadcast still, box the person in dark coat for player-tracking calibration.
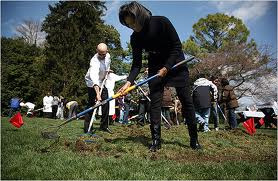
[117,1,201,151]
[220,78,239,129]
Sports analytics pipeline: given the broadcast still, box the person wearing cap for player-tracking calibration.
[84,43,113,134]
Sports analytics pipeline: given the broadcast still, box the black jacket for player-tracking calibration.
[193,86,212,109]
[127,16,188,87]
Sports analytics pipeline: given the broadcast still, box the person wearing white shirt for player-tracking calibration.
[43,92,53,118]
[20,102,35,116]
[84,43,113,134]
[98,70,127,124]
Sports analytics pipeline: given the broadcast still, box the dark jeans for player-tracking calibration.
[228,108,237,128]
[84,87,109,132]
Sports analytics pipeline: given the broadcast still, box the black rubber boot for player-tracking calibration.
[188,123,202,150]
[149,123,161,152]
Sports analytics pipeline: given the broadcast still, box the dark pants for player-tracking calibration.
[211,102,219,128]
[84,87,109,133]
[122,103,130,124]
[149,85,196,125]
[149,77,198,141]
[44,112,52,119]
[137,99,150,124]
[227,108,237,128]
[52,105,58,119]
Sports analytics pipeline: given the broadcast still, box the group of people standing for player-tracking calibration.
[43,93,81,120]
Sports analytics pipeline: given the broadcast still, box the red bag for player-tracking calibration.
[9,112,24,128]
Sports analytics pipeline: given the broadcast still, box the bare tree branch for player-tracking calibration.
[15,19,45,46]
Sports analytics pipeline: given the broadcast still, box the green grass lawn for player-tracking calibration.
[1,116,277,180]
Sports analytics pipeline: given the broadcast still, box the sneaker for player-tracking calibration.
[215,127,219,131]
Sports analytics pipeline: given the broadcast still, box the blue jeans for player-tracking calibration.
[228,108,237,128]
[195,108,211,131]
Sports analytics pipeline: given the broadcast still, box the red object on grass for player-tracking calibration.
[9,112,24,128]
[243,118,256,135]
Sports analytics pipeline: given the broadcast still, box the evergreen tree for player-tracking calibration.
[1,37,43,113]
[41,1,123,106]
[190,13,250,53]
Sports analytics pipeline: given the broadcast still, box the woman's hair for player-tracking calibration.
[221,78,229,86]
[119,1,152,28]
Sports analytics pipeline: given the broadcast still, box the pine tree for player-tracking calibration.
[41,1,123,104]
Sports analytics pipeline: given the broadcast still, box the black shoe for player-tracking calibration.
[100,127,113,134]
[190,138,202,150]
[149,140,161,152]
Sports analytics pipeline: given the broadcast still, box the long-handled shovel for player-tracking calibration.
[87,66,110,134]
[41,56,195,139]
